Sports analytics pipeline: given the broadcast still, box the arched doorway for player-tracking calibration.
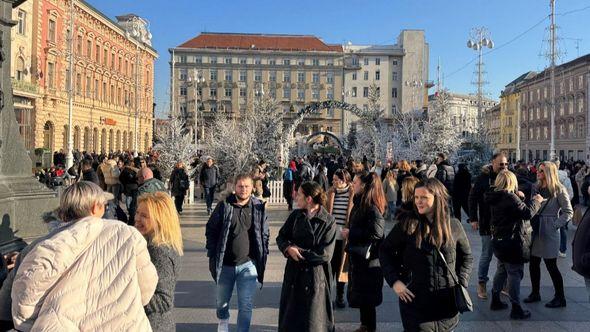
[304,131,344,155]
[43,121,54,151]
[73,126,80,150]
[62,125,69,151]
[83,127,90,151]
[128,132,133,151]
[93,128,99,152]
[109,129,114,152]
[123,131,127,150]
[116,130,121,151]
[101,128,107,153]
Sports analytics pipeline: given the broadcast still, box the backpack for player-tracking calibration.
[435,165,454,193]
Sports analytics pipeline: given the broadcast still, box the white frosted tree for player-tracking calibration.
[251,97,284,169]
[153,116,199,179]
[390,109,426,161]
[351,84,387,162]
[419,90,462,161]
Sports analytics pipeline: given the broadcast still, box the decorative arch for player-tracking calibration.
[305,131,344,150]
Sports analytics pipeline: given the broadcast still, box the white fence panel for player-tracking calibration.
[267,180,286,204]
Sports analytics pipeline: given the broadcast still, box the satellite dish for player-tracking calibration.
[467,40,473,48]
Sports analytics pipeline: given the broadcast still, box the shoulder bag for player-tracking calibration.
[437,248,473,313]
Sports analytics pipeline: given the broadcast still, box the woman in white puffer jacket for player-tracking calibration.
[10,181,158,331]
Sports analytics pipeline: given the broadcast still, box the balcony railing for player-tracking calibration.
[11,78,39,95]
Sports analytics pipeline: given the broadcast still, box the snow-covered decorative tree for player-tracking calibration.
[419,90,462,161]
[351,84,387,162]
[251,97,284,169]
[153,116,199,179]
[390,109,426,161]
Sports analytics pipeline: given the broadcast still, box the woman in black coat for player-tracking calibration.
[379,178,473,332]
[484,170,543,320]
[276,181,337,332]
[452,163,472,221]
[342,172,386,332]
[170,162,189,213]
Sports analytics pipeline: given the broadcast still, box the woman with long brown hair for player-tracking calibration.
[343,172,386,332]
[379,178,473,331]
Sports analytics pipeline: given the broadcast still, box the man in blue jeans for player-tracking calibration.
[206,174,269,332]
[469,153,508,299]
[200,157,220,215]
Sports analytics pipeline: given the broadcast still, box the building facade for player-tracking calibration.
[11,0,157,157]
[484,103,501,147]
[342,30,430,131]
[170,32,344,141]
[519,54,589,162]
[428,92,498,139]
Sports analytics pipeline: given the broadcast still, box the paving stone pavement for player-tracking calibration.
[173,201,590,332]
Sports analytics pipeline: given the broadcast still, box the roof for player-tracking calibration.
[177,32,343,52]
[520,53,590,88]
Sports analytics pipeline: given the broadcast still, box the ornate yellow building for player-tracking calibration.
[11,0,157,158]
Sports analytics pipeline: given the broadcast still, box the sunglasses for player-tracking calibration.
[498,163,509,166]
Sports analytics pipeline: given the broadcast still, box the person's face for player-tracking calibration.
[537,164,546,181]
[118,160,124,168]
[436,156,443,164]
[352,175,364,195]
[235,179,253,201]
[333,175,345,188]
[295,187,311,209]
[135,202,153,237]
[492,156,508,173]
[414,187,435,216]
[207,159,213,167]
[140,160,147,168]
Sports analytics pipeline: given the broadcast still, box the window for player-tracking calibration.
[363,87,369,97]
[210,69,218,81]
[118,56,122,72]
[312,59,319,66]
[110,84,114,103]
[76,35,82,54]
[65,69,71,91]
[111,53,115,69]
[225,88,232,97]
[179,55,187,63]
[239,70,247,82]
[194,56,202,64]
[352,72,357,80]
[210,56,217,64]
[86,40,92,58]
[375,58,380,65]
[269,89,276,99]
[254,58,261,65]
[392,60,398,66]
[326,72,334,84]
[298,59,305,66]
[239,58,247,64]
[125,59,129,75]
[48,19,56,42]
[352,87,357,97]
[312,73,320,83]
[17,10,26,35]
[210,88,217,98]
[363,71,368,80]
[391,88,398,98]
[327,88,334,99]
[283,59,291,65]
[283,71,290,83]
[180,87,187,96]
[103,82,107,101]
[376,87,380,97]
[224,57,232,64]
[326,59,334,66]
[312,89,319,100]
[269,58,276,65]
[363,58,369,65]
[298,72,305,83]
[392,72,398,81]
[283,87,291,99]
[95,79,99,99]
[375,70,380,81]
[96,45,101,64]
[103,49,108,66]
[85,76,91,97]
[352,57,359,66]
[269,71,277,82]
[239,88,246,97]
[298,89,305,100]
[47,62,55,89]
[579,75,584,88]
[255,70,262,82]
[224,70,232,82]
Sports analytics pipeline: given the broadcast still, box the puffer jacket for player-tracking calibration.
[11,217,158,331]
[468,165,498,235]
[104,159,120,185]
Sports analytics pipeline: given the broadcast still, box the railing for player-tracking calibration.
[11,78,39,94]
[267,180,287,204]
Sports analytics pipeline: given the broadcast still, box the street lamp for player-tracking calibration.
[466,27,494,126]
[187,69,205,145]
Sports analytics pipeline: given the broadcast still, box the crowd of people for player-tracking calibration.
[2,148,590,331]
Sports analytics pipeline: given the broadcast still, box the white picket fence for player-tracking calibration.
[267,180,287,205]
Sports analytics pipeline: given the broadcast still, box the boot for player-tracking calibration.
[523,292,541,303]
[477,282,488,300]
[490,292,508,311]
[545,296,566,308]
[335,294,346,308]
[352,326,369,332]
[510,303,531,320]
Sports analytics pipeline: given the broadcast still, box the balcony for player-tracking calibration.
[11,78,39,95]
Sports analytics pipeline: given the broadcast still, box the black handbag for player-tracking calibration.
[492,220,532,264]
[437,248,473,313]
[346,243,372,260]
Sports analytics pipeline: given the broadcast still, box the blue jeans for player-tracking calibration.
[492,261,524,304]
[478,235,494,284]
[387,201,396,222]
[216,260,258,332]
[559,224,568,253]
[204,186,216,212]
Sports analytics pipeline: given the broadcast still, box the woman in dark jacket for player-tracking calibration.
[276,181,337,332]
[379,178,473,332]
[343,172,386,332]
[170,162,189,213]
[314,164,330,193]
[452,163,472,221]
[396,160,412,207]
[484,170,543,319]
[135,192,183,332]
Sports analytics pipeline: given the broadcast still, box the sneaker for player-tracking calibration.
[523,293,541,303]
[558,251,567,258]
[545,297,567,308]
[217,318,229,332]
[477,282,488,300]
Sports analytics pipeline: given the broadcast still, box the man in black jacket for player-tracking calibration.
[572,207,590,303]
[200,157,220,215]
[468,152,508,300]
[205,174,269,332]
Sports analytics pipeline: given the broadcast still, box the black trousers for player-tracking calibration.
[174,194,185,213]
[330,240,346,298]
[359,305,376,331]
[452,197,469,221]
[529,255,565,298]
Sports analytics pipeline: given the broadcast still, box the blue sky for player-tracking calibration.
[94,0,589,118]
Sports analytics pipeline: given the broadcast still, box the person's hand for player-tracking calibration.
[533,194,544,204]
[393,280,415,303]
[341,228,350,240]
[470,221,479,231]
[286,246,305,262]
[517,191,525,199]
[5,252,18,271]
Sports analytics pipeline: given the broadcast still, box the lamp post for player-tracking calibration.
[65,0,75,169]
[466,27,494,127]
[188,69,204,145]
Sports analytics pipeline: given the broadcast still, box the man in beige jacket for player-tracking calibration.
[8,181,158,331]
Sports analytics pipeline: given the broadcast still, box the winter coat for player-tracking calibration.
[103,159,120,185]
[435,161,455,194]
[558,169,574,200]
[82,168,99,185]
[199,164,220,188]
[139,178,167,196]
[346,197,385,308]
[11,217,158,331]
[484,190,541,263]
[572,207,590,278]
[298,161,314,184]
[379,216,473,332]
[531,186,573,258]
[120,166,139,196]
[452,167,472,203]
[516,173,534,203]
[170,167,189,197]
[383,179,398,203]
[145,242,181,332]
[396,171,412,206]
[205,195,269,284]
[276,207,336,332]
[468,165,498,235]
[314,172,330,193]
